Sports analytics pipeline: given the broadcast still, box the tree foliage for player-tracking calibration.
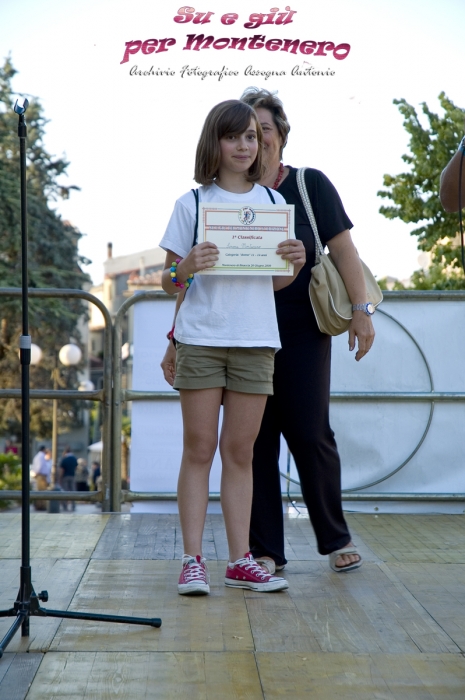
[0,57,91,439]
[378,93,465,289]
[0,452,21,508]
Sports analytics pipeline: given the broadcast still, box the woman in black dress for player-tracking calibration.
[240,87,375,573]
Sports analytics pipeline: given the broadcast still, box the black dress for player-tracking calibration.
[249,166,353,563]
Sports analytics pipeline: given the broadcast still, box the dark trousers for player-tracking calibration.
[250,332,351,564]
[60,475,75,511]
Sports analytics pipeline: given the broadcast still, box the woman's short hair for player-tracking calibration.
[195,99,263,185]
[240,87,290,158]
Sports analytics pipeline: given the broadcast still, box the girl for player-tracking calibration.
[160,100,305,595]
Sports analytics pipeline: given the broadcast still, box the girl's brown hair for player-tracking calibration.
[194,100,264,185]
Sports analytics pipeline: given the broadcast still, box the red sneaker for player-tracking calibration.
[225,552,288,592]
[178,554,210,595]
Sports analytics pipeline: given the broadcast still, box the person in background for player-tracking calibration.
[440,136,465,212]
[59,446,78,512]
[32,445,50,511]
[4,438,18,455]
[91,461,101,490]
[44,448,52,476]
[75,458,90,492]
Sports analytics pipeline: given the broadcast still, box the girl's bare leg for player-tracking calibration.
[219,390,268,563]
[178,387,223,556]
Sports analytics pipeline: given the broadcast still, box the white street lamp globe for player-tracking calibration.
[78,380,95,391]
[59,344,82,366]
[30,344,42,365]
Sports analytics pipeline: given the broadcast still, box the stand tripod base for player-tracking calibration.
[0,582,161,658]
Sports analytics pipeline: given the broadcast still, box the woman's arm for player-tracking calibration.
[327,230,375,361]
[272,239,306,291]
[440,144,465,213]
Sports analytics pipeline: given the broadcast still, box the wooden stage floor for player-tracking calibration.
[0,511,464,698]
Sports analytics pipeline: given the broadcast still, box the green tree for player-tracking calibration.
[378,92,465,289]
[0,452,21,508]
[0,57,91,439]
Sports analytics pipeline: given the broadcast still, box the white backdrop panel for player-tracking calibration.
[130,296,465,512]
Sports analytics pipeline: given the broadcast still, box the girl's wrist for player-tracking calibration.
[170,258,194,289]
[176,259,191,280]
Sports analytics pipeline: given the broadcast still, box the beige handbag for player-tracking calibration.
[296,168,383,336]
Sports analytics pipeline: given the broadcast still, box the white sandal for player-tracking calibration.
[329,546,362,573]
[255,558,286,575]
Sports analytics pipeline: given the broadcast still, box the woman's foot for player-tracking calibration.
[255,556,286,575]
[329,542,362,572]
[256,556,276,575]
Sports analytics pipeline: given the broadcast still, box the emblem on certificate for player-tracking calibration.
[238,206,256,225]
[197,202,295,275]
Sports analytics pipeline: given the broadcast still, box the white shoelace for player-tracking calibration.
[183,558,208,583]
[234,557,270,580]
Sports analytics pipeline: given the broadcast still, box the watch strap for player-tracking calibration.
[352,303,374,315]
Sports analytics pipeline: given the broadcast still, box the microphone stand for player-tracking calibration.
[0,99,161,658]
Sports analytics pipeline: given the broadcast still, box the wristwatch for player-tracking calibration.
[352,302,375,316]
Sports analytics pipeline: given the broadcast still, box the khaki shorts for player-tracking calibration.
[174,343,275,395]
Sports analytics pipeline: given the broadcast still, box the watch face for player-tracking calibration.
[366,303,375,315]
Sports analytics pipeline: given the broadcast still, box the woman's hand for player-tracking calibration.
[327,230,376,361]
[349,312,375,361]
[177,241,219,278]
[160,341,177,386]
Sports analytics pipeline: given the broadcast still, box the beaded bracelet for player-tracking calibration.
[170,259,194,289]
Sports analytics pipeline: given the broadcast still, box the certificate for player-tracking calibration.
[197,202,295,275]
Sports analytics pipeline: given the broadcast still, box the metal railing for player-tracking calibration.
[0,288,113,511]
[112,290,173,511]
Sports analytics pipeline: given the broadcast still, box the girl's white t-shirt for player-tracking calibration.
[160,183,286,349]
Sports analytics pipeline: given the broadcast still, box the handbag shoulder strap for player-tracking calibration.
[191,188,199,247]
[296,167,324,261]
[264,186,275,203]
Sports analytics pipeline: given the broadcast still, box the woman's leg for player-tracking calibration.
[219,390,268,563]
[275,337,354,557]
[178,387,223,556]
[249,395,287,567]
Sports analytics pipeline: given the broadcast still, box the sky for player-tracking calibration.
[0,0,464,285]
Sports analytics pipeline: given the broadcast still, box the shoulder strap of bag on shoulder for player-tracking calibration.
[191,188,199,247]
[296,167,323,262]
